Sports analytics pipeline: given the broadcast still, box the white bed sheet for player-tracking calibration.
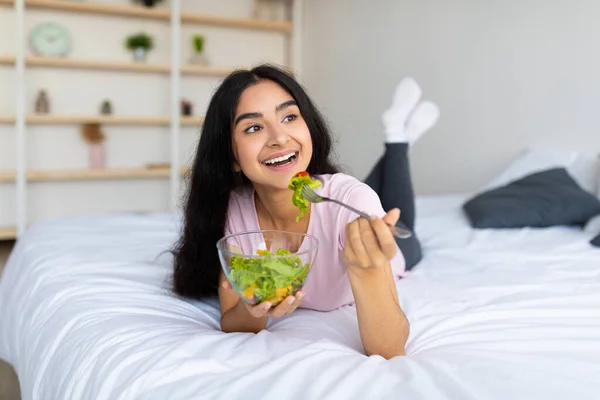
[1,195,600,400]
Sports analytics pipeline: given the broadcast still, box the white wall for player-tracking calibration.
[300,0,600,195]
[0,0,288,227]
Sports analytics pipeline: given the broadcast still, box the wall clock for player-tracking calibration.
[30,22,71,57]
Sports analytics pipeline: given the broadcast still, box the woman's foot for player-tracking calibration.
[381,77,422,143]
[404,101,440,144]
[382,78,440,145]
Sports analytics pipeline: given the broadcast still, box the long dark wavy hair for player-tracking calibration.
[172,64,340,299]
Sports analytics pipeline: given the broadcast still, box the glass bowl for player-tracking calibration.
[216,230,319,307]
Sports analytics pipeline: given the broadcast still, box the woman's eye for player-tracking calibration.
[245,125,262,133]
[283,114,297,123]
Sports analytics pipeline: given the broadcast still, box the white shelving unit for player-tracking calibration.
[0,0,303,239]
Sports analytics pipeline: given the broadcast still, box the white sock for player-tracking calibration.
[381,77,422,143]
[404,101,440,145]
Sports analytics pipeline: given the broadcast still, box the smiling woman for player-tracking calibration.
[172,64,411,359]
[173,65,336,302]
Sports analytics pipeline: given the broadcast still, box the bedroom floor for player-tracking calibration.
[0,240,20,400]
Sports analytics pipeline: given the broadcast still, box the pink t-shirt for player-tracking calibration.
[224,173,406,312]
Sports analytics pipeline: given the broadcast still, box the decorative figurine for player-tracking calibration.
[35,90,50,114]
[181,99,193,116]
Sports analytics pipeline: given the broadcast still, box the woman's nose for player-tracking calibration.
[266,125,289,147]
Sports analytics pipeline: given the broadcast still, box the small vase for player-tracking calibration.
[254,0,283,21]
[189,53,209,66]
[89,143,106,170]
[133,47,147,62]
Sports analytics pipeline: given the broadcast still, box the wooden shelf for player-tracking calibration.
[28,114,204,126]
[1,54,234,75]
[0,114,14,123]
[181,12,293,33]
[0,55,14,65]
[26,56,234,76]
[0,0,292,32]
[0,226,17,240]
[0,166,189,182]
[181,64,235,76]
[28,0,169,20]
[0,0,169,20]
[0,114,204,125]
[27,56,172,74]
[2,53,168,73]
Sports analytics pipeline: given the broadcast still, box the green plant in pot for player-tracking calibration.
[131,0,164,8]
[190,34,209,65]
[125,33,153,62]
[100,99,112,115]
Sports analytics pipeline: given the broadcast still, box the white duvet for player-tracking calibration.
[1,195,600,400]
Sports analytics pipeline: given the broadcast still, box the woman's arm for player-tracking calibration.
[343,210,410,359]
[347,265,409,358]
[219,270,268,333]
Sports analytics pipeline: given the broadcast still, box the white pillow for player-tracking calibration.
[485,148,600,195]
[597,158,600,198]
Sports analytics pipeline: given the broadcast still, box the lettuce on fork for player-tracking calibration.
[288,171,321,222]
[229,248,310,305]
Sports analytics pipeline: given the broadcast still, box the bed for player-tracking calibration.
[1,189,600,400]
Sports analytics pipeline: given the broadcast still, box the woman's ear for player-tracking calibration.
[233,161,241,172]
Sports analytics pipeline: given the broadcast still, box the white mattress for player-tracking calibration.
[1,195,600,400]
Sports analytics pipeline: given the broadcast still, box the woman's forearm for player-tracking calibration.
[348,266,410,359]
[221,299,268,333]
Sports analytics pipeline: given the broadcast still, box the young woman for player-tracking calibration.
[172,65,439,359]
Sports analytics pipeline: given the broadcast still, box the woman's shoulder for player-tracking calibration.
[225,185,256,235]
[227,185,254,214]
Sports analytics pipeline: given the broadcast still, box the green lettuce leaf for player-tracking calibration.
[288,172,321,222]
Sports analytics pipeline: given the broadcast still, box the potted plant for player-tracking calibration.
[131,0,164,8]
[100,99,112,115]
[125,33,153,62]
[190,34,208,65]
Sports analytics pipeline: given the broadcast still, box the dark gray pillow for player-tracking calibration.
[591,234,600,247]
[463,168,600,229]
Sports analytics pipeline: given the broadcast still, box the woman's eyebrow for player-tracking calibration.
[276,100,297,112]
[234,112,262,127]
[234,100,297,127]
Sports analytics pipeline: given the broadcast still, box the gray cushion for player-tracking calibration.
[463,168,600,229]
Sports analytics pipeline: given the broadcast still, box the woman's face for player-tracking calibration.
[231,80,313,191]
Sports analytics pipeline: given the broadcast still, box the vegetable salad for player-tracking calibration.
[229,248,310,305]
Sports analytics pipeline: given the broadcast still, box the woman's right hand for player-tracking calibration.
[221,280,305,318]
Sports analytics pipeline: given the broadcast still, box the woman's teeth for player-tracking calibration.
[264,153,296,166]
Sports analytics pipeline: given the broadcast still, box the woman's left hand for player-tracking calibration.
[343,208,400,270]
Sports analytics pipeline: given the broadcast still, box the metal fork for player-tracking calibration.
[301,185,413,239]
